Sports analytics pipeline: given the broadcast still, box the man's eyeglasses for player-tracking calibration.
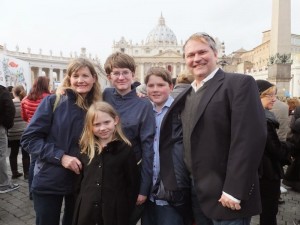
[111,70,132,77]
[264,94,277,100]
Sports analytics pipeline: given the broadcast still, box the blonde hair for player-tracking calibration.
[80,101,131,163]
[287,98,300,111]
[176,70,194,84]
[260,86,277,98]
[57,58,102,110]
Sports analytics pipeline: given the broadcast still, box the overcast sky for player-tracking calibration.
[1,0,299,64]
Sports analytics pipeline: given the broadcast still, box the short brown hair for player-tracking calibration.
[144,67,172,85]
[104,52,136,75]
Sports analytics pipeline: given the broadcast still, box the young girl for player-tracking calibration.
[73,101,139,225]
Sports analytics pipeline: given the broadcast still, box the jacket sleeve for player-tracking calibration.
[223,75,267,201]
[20,95,65,165]
[138,101,155,196]
[20,99,29,123]
[1,90,15,129]
[265,120,293,165]
[125,147,140,212]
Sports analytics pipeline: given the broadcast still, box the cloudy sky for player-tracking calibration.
[1,0,299,64]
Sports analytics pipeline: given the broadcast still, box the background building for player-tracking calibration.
[112,14,225,83]
[0,45,108,91]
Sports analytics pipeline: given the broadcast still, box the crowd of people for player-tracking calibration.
[0,32,299,225]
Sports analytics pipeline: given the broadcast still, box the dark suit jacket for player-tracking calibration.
[159,69,267,220]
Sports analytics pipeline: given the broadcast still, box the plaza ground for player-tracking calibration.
[0,153,299,225]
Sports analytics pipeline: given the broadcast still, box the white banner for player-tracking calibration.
[0,54,31,91]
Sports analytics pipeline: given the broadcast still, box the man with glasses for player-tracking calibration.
[103,52,155,225]
[159,33,267,225]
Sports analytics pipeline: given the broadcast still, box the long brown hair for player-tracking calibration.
[57,58,102,110]
[27,76,50,100]
[80,101,131,163]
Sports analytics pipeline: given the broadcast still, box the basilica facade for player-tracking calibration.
[112,14,225,83]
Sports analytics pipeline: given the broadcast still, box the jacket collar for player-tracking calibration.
[163,68,225,132]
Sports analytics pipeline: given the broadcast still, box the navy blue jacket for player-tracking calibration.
[103,87,155,196]
[21,90,85,195]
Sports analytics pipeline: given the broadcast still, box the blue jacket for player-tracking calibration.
[103,87,155,196]
[21,90,85,195]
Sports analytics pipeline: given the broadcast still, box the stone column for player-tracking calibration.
[268,0,292,97]
[49,68,54,91]
[140,63,144,83]
[172,63,176,78]
[59,69,64,82]
[38,67,43,76]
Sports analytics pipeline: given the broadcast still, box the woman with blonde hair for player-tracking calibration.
[21,58,102,225]
[73,101,138,225]
[170,70,194,99]
[256,80,293,225]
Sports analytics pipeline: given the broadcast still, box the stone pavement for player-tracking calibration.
[0,154,299,225]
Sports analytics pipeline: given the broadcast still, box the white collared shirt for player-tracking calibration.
[191,67,219,92]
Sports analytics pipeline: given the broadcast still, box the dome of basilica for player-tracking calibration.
[145,14,177,46]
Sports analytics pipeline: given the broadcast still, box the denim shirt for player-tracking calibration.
[150,95,174,205]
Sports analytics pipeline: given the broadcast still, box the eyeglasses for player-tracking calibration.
[264,94,277,100]
[110,70,132,77]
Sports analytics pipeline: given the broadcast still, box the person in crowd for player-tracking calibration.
[287,98,300,116]
[256,80,293,225]
[159,32,266,225]
[142,67,191,225]
[21,76,51,199]
[0,84,18,193]
[270,98,290,142]
[21,76,51,123]
[21,58,102,225]
[103,52,155,225]
[283,105,300,193]
[170,69,194,99]
[270,98,290,202]
[7,85,30,179]
[73,101,138,225]
[6,85,14,99]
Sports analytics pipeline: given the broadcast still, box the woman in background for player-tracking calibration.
[256,80,293,225]
[8,85,30,179]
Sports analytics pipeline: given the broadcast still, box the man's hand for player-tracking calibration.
[136,194,147,205]
[218,193,241,210]
[61,155,82,174]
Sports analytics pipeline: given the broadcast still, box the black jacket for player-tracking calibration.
[160,70,267,220]
[259,110,293,180]
[0,85,15,129]
[73,140,139,225]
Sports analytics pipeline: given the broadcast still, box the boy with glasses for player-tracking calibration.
[103,52,155,225]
